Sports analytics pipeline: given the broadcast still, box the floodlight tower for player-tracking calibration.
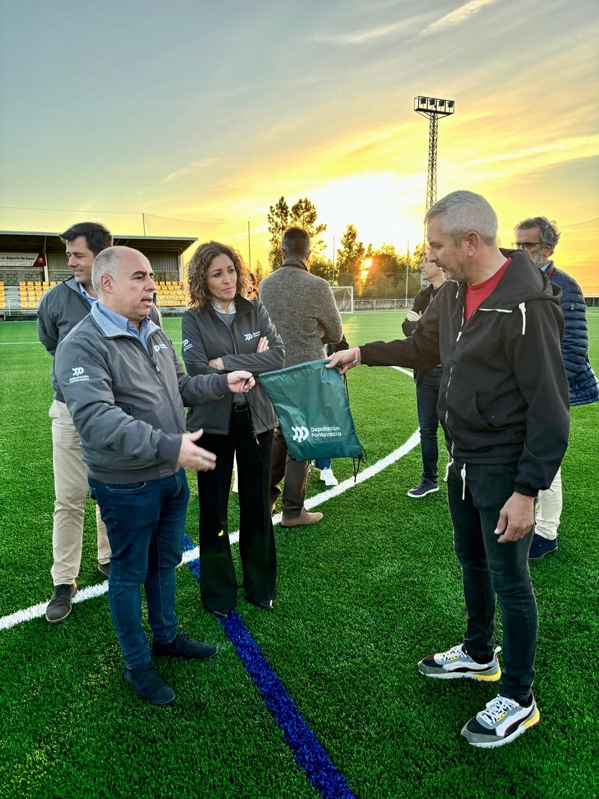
[414,96,455,213]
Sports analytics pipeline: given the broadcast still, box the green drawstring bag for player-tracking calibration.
[258,359,363,461]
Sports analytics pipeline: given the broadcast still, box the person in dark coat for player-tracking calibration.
[328,190,569,749]
[182,242,284,618]
[515,216,598,559]
[401,257,448,498]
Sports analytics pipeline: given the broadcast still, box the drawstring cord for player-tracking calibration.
[519,301,527,335]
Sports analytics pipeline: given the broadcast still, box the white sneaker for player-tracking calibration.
[461,693,540,748]
[417,643,502,681]
[320,467,338,487]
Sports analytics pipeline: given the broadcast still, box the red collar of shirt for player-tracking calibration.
[465,258,511,321]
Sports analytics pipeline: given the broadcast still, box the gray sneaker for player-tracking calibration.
[46,582,77,623]
[418,643,501,681]
[407,479,439,498]
[461,693,540,748]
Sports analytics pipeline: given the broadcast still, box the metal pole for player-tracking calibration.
[427,115,439,213]
[247,221,251,269]
[142,213,146,236]
[405,239,409,305]
[332,235,336,285]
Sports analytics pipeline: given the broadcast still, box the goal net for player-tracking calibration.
[331,285,354,314]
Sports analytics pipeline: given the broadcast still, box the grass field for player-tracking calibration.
[1,311,598,799]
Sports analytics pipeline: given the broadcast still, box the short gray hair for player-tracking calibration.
[92,246,125,293]
[516,216,560,249]
[425,190,498,246]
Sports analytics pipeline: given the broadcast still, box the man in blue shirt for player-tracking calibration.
[55,246,254,704]
[38,223,115,623]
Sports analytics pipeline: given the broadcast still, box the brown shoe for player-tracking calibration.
[281,509,323,528]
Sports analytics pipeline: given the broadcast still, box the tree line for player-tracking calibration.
[260,196,425,298]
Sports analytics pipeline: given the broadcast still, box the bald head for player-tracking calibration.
[92,246,156,326]
[92,246,148,293]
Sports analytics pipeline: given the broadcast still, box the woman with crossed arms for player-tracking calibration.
[182,242,284,618]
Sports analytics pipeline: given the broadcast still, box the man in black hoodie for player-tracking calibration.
[327,190,569,748]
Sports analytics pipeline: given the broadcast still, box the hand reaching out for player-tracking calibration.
[177,430,217,472]
[227,370,255,393]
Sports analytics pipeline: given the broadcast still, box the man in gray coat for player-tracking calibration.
[55,246,254,704]
[259,227,343,527]
[39,222,162,624]
[38,223,114,622]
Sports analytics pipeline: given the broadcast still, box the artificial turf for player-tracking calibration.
[0,312,598,798]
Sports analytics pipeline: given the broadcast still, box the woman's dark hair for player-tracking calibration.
[187,241,248,309]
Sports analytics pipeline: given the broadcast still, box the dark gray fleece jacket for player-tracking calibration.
[54,303,229,484]
[38,276,161,402]
[181,295,284,435]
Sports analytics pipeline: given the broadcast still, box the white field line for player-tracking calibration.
[1,367,420,631]
[0,582,109,630]
[391,365,413,377]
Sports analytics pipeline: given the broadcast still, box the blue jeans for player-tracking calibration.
[89,470,189,669]
[447,461,537,703]
[415,370,443,482]
[314,458,332,470]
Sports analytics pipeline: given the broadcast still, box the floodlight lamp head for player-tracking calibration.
[414,96,455,118]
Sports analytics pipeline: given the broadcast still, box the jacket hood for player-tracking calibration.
[457,249,561,311]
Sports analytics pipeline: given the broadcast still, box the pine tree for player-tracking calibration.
[267,196,290,270]
[290,198,327,260]
[336,224,365,287]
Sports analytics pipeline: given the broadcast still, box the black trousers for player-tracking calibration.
[197,407,276,612]
[447,461,537,703]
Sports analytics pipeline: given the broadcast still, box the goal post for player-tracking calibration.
[331,285,354,314]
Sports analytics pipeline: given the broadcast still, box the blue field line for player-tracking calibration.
[183,533,356,799]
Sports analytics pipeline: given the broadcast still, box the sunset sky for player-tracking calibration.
[1,0,598,290]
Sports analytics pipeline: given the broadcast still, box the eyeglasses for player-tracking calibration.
[512,241,541,251]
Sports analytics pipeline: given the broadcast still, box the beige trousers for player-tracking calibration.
[49,399,111,585]
[535,467,562,541]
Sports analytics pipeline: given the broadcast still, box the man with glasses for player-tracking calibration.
[514,217,598,559]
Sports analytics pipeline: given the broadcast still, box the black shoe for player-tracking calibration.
[152,633,217,661]
[46,582,77,623]
[210,609,231,620]
[528,533,558,560]
[407,479,439,498]
[123,664,175,705]
[246,598,274,611]
[98,562,110,579]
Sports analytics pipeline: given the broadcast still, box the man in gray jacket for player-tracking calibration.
[259,227,343,527]
[55,246,254,704]
[39,223,162,624]
[38,223,115,623]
